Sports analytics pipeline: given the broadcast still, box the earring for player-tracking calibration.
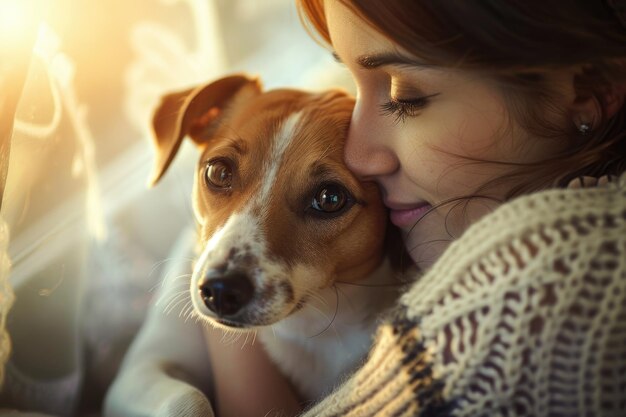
[578,122,592,136]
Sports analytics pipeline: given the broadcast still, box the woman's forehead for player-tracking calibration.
[325,1,395,56]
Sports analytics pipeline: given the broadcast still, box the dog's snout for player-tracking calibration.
[199,271,254,317]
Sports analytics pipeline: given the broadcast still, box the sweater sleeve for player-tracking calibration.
[302,174,626,417]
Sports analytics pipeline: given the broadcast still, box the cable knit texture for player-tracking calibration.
[302,173,626,417]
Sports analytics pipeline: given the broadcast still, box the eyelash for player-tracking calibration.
[379,93,439,122]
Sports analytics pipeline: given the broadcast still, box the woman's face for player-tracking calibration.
[325,1,571,268]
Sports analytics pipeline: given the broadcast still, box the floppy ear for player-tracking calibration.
[148,74,261,186]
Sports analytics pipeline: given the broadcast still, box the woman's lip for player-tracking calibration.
[388,203,433,228]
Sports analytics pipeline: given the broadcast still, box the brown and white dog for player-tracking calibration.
[147,74,403,403]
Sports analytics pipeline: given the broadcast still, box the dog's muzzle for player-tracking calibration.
[198,270,254,319]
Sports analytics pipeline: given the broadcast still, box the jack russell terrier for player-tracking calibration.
[105,74,407,416]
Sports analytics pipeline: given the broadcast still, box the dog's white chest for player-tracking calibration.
[259,313,377,401]
[257,274,399,401]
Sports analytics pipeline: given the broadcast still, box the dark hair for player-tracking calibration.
[297,0,626,197]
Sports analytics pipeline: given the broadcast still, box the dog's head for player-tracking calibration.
[150,74,391,329]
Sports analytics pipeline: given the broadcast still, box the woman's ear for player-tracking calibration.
[599,82,626,120]
[570,65,625,129]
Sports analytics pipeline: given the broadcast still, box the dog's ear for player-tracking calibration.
[148,74,262,186]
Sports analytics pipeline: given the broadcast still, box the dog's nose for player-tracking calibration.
[199,271,254,317]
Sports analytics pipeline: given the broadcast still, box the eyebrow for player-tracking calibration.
[333,51,431,70]
[218,137,248,155]
[310,162,339,179]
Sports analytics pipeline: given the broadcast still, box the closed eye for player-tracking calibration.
[379,93,440,123]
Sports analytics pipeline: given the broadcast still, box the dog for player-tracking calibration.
[105,74,406,415]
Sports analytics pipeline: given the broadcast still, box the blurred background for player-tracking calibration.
[0,0,352,415]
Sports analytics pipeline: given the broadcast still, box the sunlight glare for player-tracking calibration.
[0,0,27,38]
[0,0,42,49]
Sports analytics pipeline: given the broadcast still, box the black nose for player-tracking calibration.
[199,271,254,317]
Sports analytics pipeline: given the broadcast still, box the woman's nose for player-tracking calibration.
[344,100,399,180]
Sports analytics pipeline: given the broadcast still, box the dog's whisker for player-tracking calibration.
[192,315,204,325]
[181,306,190,322]
[180,300,194,319]
[192,311,204,326]
[332,285,363,319]
[159,287,189,305]
[179,300,194,319]
[189,310,201,326]
[305,302,332,323]
[161,295,187,316]
[192,310,208,326]
[308,285,339,339]
[295,285,331,309]
[149,262,194,291]
[151,271,192,297]
[334,285,351,307]
[182,302,197,322]
[164,298,186,317]
[180,303,192,322]
[241,331,253,350]
[231,332,244,346]
[161,272,193,288]
[149,257,194,278]
[288,282,332,310]
[221,328,241,346]
[302,288,341,335]
[307,288,332,307]
[161,290,191,315]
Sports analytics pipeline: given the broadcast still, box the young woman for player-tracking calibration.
[293,1,626,416]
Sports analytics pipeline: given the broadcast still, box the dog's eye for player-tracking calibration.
[205,160,233,189]
[311,183,351,214]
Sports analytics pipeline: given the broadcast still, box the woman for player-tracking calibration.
[294,1,626,416]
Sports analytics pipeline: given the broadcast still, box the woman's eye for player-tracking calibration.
[379,93,440,122]
[205,160,233,189]
[311,183,351,215]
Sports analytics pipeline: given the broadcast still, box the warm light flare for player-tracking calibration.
[0,0,42,49]
[0,0,28,38]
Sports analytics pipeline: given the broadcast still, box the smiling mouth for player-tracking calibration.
[388,203,433,228]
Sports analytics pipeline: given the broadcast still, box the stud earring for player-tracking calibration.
[578,122,592,136]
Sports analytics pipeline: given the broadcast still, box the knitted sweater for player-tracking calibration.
[302,173,626,417]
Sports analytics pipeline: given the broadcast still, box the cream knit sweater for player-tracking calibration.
[302,173,626,417]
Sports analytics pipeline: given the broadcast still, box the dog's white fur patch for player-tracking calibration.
[257,112,302,207]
